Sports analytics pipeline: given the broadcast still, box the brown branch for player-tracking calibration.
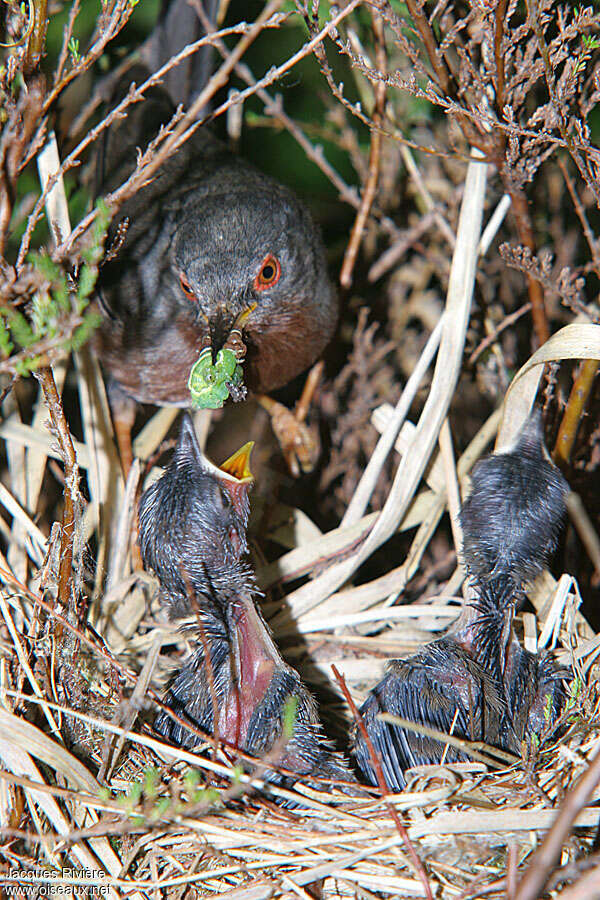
[404,0,455,96]
[494,0,509,115]
[525,0,600,208]
[508,187,550,346]
[558,156,600,275]
[23,0,48,77]
[552,866,600,900]
[42,0,136,115]
[294,360,324,424]
[514,745,600,900]
[194,0,404,242]
[54,0,82,87]
[552,358,599,466]
[0,76,45,254]
[331,665,433,900]
[34,366,79,622]
[468,302,532,365]
[401,0,483,148]
[108,0,357,227]
[340,9,386,288]
[17,16,284,267]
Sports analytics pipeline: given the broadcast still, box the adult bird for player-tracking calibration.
[95,0,338,475]
[354,411,569,790]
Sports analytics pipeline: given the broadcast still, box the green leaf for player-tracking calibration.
[282,696,298,739]
[31,292,57,337]
[143,767,159,799]
[15,354,43,377]
[76,264,98,308]
[71,311,101,351]
[150,797,171,820]
[28,251,61,282]
[7,310,35,348]
[0,315,14,358]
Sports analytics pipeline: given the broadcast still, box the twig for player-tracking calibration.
[339,9,386,288]
[468,303,532,365]
[402,0,483,148]
[51,1,362,261]
[557,157,600,274]
[553,358,599,465]
[294,360,324,425]
[494,0,509,115]
[18,15,286,266]
[525,0,600,207]
[331,665,433,900]
[33,366,79,619]
[194,2,403,243]
[23,0,48,77]
[514,744,600,900]
[54,0,81,88]
[552,866,600,900]
[41,0,137,115]
[508,187,550,346]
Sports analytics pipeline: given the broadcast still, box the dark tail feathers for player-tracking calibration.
[141,0,221,111]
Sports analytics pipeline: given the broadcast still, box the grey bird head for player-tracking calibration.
[169,167,336,389]
[138,415,254,598]
[460,409,569,585]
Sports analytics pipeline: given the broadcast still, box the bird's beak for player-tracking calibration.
[234,302,256,330]
[208,311,234,361]
[219,442,254,483]
[217,441,254,519]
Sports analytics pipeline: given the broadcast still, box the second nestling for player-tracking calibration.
[354,411,570,791]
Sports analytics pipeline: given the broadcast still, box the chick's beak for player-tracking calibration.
[220,442,254,483]
[218,442,254,521]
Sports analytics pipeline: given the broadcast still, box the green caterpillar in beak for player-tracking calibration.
[188,348,244,409]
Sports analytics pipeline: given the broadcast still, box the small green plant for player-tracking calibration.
[0,199,110,377]
[67,36,80,64]
[574,32,600,75]
[103,765,223,828]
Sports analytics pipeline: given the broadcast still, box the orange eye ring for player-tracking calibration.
[255,254,281,291]
[179,273,196,302]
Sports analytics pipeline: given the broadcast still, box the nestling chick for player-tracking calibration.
[354,411,569,790]
[460,408,567,585]
[139,415,252,615]
[139,416,352,791]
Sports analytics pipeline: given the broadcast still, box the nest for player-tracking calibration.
[1,3,600,898]
[1,311,600,899]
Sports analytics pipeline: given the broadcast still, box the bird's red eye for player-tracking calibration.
[179,273,196,301]
[255,254,281,290]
